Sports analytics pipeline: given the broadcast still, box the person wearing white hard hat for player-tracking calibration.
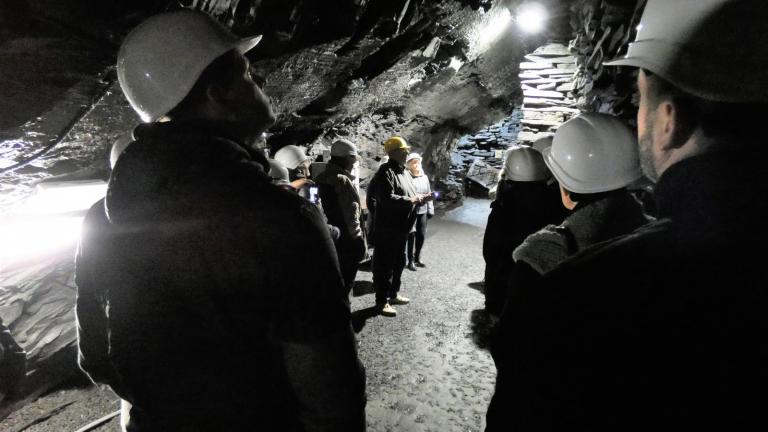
[267,158,292,190]
[489,113,651,429]
[404,152,434,271]
[274,144,314,189]
[109,132,134,170]
[370,136,431,317]
[481,142,566,317]
[76,10,365,432]
[488,2,768,430]
[509,112,651,275]
[315,139,367,294]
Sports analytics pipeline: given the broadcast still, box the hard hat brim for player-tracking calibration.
[236,35,262,54]
[603,57,635,67]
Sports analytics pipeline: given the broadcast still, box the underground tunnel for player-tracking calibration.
[6,0,764,430]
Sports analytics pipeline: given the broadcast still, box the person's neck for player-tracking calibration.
[657,130,715,179]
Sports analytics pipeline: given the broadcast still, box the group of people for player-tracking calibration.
[482,113,651,316]
[260,133,435,312]
[73,1,768,430]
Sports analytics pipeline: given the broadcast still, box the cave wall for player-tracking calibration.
[570,0,645,123]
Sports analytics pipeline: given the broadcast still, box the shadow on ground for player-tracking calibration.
[352,280,375,297]
[467,280,485,294]
[469,308,497,351]
[351,307,379,333]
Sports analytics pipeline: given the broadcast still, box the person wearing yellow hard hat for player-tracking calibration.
[76,10,365,431]
[369,136,432,317]
[488,1,768,430]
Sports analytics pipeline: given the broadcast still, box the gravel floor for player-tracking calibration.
[0,198,495,432]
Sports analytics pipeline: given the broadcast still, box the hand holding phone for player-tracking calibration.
[308,186,319,204]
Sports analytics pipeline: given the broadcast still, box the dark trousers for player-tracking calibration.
[373,230,408,304]
[407,213,427,263]
[337,236,366,292]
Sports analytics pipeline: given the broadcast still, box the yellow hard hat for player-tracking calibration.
[383,136,410,153]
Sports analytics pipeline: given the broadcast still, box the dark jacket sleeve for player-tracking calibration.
[75,200,121,388]
[270,202,367,431]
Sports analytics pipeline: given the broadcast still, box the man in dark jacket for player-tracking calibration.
[370,137,430,317]
[315,139,367,293]
[76,11,365,431]
[486,1,768,430]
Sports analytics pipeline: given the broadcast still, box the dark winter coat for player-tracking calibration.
[482,180,566,316]
[487,147,768,431]
[76,121,363,431]
[315,161,365,243]
[512,190,651,275]
[371,160,417,238]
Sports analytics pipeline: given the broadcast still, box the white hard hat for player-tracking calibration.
[267,159,290,186]
[544,113,641,194]
[110,132,134,169]
[605,0,768,103]
[503,146,550,182]
[274,145,309,170]
[406,152,422,163]
[531,135,554,153]
[117,10,262,122]
[330,139,358,157]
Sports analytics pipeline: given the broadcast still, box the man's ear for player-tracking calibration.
[204,83,229,116]
[655,100,683,151]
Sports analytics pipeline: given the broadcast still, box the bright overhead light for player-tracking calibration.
[477,8,513,50]
[517,2,548,34]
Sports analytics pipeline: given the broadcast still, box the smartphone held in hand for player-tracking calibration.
[309,186,319,204]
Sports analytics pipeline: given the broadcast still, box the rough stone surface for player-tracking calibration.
[570,0,644,123]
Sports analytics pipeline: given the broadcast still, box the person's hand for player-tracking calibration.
[291,178,314,189]
[427,213,434,220]
[410,195,421,204]
[328,225,340,241]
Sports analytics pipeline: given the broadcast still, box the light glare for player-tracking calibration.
[18,180,107,216]
[449,57,465,71]
[1,180,107,269]
[517,3,548,34]
[477,8,513,50]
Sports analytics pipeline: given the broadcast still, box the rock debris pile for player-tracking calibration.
[517,43,580,145]
[451,43,579,196]
[569,0,644,121]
